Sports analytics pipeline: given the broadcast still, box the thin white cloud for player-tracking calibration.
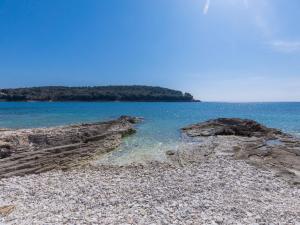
[270,40,300,53]
[254,14,272,38]
[200,0,299,54]
[243,0,249,8]
[203,0,210,15]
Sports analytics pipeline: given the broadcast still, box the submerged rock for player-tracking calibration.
[119,115,144,124]
[0,116,139,178]
[180,118,300,184]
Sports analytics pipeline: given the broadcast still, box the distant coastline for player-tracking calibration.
[0,85,200,102]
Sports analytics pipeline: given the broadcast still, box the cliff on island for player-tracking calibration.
[0,85,197,102]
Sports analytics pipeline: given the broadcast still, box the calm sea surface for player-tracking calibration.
[0,102,300,164]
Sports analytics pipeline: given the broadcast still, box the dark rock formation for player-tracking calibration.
[180,118,300,184]
[0,116,139,178]
[0,141,11,159]
[0,149,11,159]
[182,118,282,137]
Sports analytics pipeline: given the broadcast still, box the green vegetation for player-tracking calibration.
[0,86,197,102]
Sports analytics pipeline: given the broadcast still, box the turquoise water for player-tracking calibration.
[1,102,300,164]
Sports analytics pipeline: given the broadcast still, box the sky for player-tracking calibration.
[0,0,299,102]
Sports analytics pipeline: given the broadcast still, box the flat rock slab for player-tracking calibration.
[180,118,300,184]
[0,116,140,178]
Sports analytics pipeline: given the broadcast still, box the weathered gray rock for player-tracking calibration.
[182,118,282,137]
[0,149,11,159]
[0,116,139,178]
[180,118,300,184]
[119,115,143,124]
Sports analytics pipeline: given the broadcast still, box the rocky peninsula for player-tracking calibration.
[0,118,299,224]
[0,116,140,178]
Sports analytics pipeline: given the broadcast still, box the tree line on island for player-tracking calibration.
[0,86,198,102]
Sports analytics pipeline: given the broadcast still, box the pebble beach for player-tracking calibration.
[1,156,299,225]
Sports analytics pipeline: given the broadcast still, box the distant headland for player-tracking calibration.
[0,85,199,102]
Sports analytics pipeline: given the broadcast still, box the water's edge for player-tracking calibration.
[1,102,300,165]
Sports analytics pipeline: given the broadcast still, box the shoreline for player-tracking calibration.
[1,148,299,224]
[0,116,140,178]
[0,117,300,224]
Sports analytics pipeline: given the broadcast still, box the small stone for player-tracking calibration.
[166,150,176,156]
[0,205,15,217]
[0,148,11,159]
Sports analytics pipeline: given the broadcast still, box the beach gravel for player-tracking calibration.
[0,156,299,225]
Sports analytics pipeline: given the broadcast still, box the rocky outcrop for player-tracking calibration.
[0,116,140,178]
[182,118,282,137]
[180,118,300,184]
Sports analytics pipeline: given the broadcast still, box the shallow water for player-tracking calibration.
[0,102,300,164]
[265,139,284,147]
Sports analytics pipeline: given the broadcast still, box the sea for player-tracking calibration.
[0,102,299,164]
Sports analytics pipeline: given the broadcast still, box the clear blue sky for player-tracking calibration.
[0,0,299,101]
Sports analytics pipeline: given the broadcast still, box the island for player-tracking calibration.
[0,85,198,102]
